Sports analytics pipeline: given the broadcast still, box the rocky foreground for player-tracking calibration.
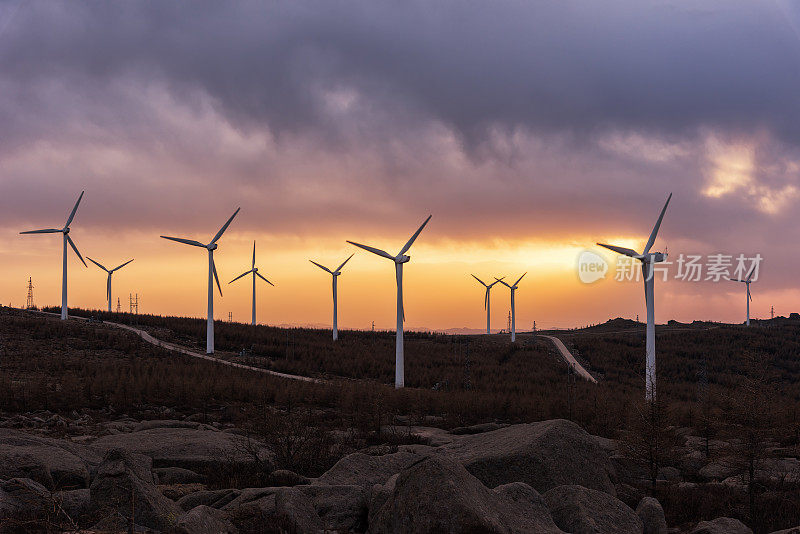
[0,416,793,533]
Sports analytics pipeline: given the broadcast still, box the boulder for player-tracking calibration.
[0,428,101,489]
[275,487,324,533]
[769,527,800,534]
[699,461,738,482]
[172,504,238,534]
[57,488,90,519]
[657,466,681,482]
[92,427,273,473]
[154,467,206,485]
[90,448,183,530]
[134,419,206,432]
[0,477,52,519]
[368,455,563,533]
[297,484,366,532]
[440,419,616,494]
[543,484,643,534]
[270,469,310,487]
[691,517,753,534]
[636,496,667,534]
[315,450,427,488]
[178,489,241,511]
[451,422,507,435]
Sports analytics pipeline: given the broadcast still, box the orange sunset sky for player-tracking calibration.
[2,1,800,330]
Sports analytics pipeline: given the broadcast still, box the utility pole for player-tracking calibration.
[25,277,35,309]
[507,311,511,334]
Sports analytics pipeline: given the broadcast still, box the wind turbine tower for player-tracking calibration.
[229,241,274,326]
[471,275,505,335]
[20,191,87,320]
[730,267,756,326]
[161,208,240,353]
[597,193,672,401]
[496,272,527,342]
[347,215,432,388]
[310,253,354,340]
[86,257,134,312]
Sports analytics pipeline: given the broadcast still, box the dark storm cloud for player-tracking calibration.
[3,1,800,145]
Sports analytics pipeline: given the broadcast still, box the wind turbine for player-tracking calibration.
[229,241,273,326]
[472,275,505,335]
[161,208,240,354]
[20,191,87,320]
[496,273,526,342]
[730,267,756,326]
[597,193,672,401]
[86,257,134,312]
[347,215,432,388]
[310,253,354,341]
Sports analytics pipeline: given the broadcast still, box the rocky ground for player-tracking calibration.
[2,412,797,533]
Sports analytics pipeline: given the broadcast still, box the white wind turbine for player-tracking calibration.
[597,193,672,401]
[310,253,354,341]
[161,208,240,354]
[472,275,505,335]
[86,257,134,312]
[730,267,756,326]
[347,215,432,388]
[20,191,87,320]
[496,272,527,342]
[229,241,274,326]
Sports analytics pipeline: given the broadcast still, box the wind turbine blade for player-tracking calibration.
[67,235,87,267]
[494,277,511,288]
[111,259,134,272]
[86,257,109,272]
[746,265,756,281]
[398,214,432,256]
[514,272,527,286]
[597,243,640,257]
[256,271,274,286]
[106,276,111,301]
[488,276,505,288]
[160,236,206,248]
[484,288,489,310]
[748,286,752,301]
[309,260,333,274]
[64,191,84,228]
[643,193,672,254]
[252,241,256,269]
[20,229,61,234]
[472,274,488,287]
[229,270,252,284]
[335,253,355,272]
[212,258,222,296]
[211,207,240,244]
[730,279,745,283]
[346,241,394,260]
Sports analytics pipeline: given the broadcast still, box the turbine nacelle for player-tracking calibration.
[641,252,667,263]
[395,255,411,264]
[207,243,218,251]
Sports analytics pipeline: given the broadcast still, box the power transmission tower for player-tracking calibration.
[116,297,121,313]
[228,311,233,322]
[771,306,774,320]
[129,293,138,314]
[25,277,35,309]
[507,311,511,333]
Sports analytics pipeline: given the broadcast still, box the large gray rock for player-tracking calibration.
[90,448,182,530]
[56,488,90,520]
[172,504,238,534]
[0,428,101,489]
[0,478,52,519]
[178,489,241,511]
[637,496,667,534]
[769,528,800,534]
[441,419,616,495]
[154,466,205,485]
[275,487,324,533]
[543,484,642,534]
[315,450,427,488]
[698,461,738,482]
[691,517,753,534]
[92,427,273,472]
[368,455,564,533]
[297,484,366,532]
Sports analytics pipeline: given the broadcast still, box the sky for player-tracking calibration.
[2,0,800,330]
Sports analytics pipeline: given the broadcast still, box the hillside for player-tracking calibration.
[2,307,800,532]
